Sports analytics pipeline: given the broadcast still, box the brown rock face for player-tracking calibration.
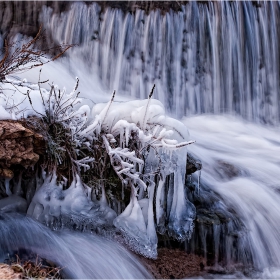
[0,121,45,178]
[0,168,13,179]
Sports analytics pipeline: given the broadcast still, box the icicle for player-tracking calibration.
[125,126,130,147]
[0,171,27,213]
[14,171,23,196]
[167,149,196,242]
[114,187,134,224]
[114,186,146,233]
[166,174,174,219]
[121,182,124,200]
[155,176,166,234]
[113,185,156,258]
[98,182,117,223]
[213,224,221,267]
[28,173,117,229]
[199,224,208,260]
[147,179,158,254]
[197,169,201,196]
[5,178,12,196]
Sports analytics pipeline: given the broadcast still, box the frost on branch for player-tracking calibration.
[87,89,196,258]
[0,76,195,259]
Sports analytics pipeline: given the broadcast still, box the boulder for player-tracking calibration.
[0,121,45,177]
[187,153,202,175]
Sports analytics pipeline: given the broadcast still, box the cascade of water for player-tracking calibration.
[0,213,151,279]
[184,115,280,275]
[37,1,280,124]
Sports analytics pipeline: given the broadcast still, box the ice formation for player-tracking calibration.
[93,97,195,256]
[114,184,158,258]
[0,77,196,258]
[27,173,117,230]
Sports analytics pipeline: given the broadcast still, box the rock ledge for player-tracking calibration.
[0,120,45,179]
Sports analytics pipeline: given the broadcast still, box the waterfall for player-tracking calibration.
[1,1,280,278]
[36,1,280,124]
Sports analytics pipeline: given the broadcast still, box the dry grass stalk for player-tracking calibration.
[7,254,63,279]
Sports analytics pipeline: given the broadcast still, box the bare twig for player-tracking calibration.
[142,84,155,130]
[0,25,74,81]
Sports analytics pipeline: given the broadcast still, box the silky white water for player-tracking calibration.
[5,1,279,123]
[36,1,280,124]
[185,114,280,277]
[0,213,152,279]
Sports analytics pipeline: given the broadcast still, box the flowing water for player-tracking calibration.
[185,115,280,278]
[0,213,151,278]
[37,1,280,123]
[1,1,280,278]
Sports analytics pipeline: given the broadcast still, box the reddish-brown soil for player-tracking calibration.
[139,248,205,279]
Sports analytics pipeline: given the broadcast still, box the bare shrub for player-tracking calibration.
[0,26,72,83]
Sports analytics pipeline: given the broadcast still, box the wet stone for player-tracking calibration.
[196,209,221,225]
[187,153,202,175]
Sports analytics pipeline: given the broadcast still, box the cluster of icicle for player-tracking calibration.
[1,79,195,258]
